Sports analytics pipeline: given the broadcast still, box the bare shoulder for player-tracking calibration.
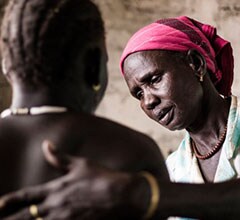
[37,112,168,179]
[0,114,169,180]
[71,114,169,180]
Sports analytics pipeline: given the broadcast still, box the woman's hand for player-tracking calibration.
[0,141,149,220]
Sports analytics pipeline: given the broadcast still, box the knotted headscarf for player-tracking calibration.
[120,16,234,97]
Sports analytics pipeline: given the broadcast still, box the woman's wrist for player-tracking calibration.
[107,172,150,219]
[129,173,152,218]
[119,172,161,220]
[108,171,165,220]
[139,172,160,219]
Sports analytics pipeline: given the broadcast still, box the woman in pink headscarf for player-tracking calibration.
[1,16,240,220]
[120,15,239,187]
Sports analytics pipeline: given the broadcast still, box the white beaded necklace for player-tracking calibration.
[1,106,68,118]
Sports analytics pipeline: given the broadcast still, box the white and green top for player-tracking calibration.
[166,95,240,219]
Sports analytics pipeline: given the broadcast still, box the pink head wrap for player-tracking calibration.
[120,16,234,96]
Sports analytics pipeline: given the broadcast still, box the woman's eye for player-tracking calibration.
[136,90,143,99]
[151,75,162,84]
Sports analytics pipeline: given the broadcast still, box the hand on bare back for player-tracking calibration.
[0,141,145,220]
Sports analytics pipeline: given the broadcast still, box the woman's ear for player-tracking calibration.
[187,49,206,71]
[83,47,101,90]
[187,49,207,81]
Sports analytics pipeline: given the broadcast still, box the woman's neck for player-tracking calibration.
[187,93,230,149]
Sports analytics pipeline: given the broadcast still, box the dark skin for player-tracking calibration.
[0,0,169,218]
[0,117,168,220]
[123,50,230,182]
[0,42,170,219]
[0,1,237,218]
[1,49,235,220]
[0,112,167,192]
[2,144,240,219]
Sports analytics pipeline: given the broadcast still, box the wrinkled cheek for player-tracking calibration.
[173,107,188,129]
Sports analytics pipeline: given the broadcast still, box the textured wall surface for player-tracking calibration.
[0,0,239,157]
[0,0,11,111]
[93,0,240,157]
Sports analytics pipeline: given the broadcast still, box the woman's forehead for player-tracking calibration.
[123,51,163,83]
[124,50,184,72]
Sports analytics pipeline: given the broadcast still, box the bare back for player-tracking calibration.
[0,112,168,195]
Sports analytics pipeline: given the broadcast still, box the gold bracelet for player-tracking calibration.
[140,171,160,219]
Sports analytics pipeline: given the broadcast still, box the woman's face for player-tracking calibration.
[123,50,203,131]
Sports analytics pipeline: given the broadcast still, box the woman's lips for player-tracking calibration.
[157,106,174,125]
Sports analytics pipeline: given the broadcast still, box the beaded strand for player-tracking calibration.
[191,125,228,160]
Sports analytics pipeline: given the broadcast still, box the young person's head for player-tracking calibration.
[1,0,108,112]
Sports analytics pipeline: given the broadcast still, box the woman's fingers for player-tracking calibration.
[3,203,48,220]
[0,141,84,218]
[0,186,47,217]
[0,172,72,218]
[0,144,134,220]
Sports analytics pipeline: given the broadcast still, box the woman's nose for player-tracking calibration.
[143,91,160,110]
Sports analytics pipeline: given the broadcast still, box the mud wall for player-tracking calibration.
[0,0,239,156]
